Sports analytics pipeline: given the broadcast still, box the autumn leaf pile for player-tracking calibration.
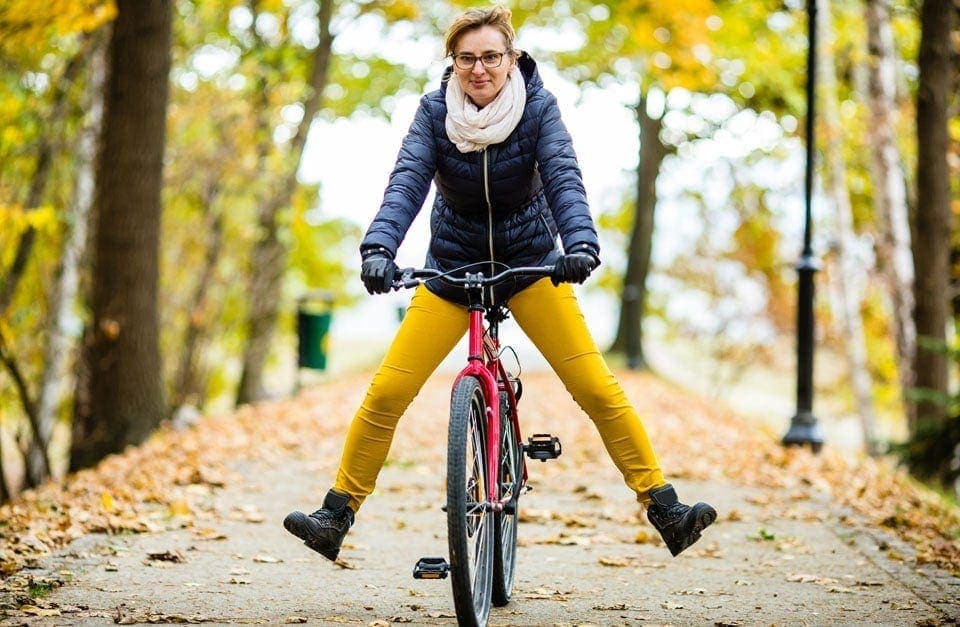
[1,369,958,583]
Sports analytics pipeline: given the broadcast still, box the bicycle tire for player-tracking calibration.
[492,391,521,606]
[447,377,494,626]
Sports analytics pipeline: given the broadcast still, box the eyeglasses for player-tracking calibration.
[452,51,508,70]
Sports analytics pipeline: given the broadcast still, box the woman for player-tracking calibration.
[284,4,715,561]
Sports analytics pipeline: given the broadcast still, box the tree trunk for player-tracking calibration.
[71,0,171,471]
[864,0,917,428]
[907,0,955,477]
[26,41,108,486]
[236,0,334,405]
[819,0,880,454]
[608,95,670,370]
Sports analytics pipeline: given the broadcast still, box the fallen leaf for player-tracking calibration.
[168,500,191,517]
[284,617,307,624]
[230,504,265,523]
[725,509,744,521]
[592,603,628,610]
[19,606,62,617]
[193,527,227,540]
[525,587,570,601]
[633,530,658,544]
[252,554,282,564]
[147,550,185,563]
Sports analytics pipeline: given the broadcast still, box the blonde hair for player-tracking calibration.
[444,4,517,57]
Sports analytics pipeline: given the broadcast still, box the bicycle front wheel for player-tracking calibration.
[447,377,494,627]
[492,391,521,606]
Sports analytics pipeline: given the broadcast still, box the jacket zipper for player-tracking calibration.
[482,148,496,305]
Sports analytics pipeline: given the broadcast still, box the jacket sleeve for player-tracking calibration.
[534,92,600,258]
[360,96,438,258]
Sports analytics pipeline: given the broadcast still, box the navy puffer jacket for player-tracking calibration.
[360,52,600,305]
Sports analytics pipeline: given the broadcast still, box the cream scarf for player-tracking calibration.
[445,67,526,153]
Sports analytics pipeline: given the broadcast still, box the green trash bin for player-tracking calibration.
[297,293,334,371]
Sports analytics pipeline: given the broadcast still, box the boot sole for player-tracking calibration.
[283,511,340,562]
[668,504,717,557]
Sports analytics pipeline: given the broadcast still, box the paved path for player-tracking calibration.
[4,371,959,625]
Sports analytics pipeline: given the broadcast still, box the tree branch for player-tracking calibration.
[0,332,48,479]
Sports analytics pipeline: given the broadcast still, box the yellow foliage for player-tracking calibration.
[1,125,23,147]
[0,204,60,270]
[0,0,115,58]
[379,0,419,21]
[255,0,285,13]
[593,0,716,90]
[0,203,59,236]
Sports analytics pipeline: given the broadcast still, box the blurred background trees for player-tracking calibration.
[0,0,957,498]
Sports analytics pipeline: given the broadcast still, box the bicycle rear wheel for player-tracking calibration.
[492,391,521,606]
[447,377,494,627]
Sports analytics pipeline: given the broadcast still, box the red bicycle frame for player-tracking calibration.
[395,265,552,513]
[453,303,524,513]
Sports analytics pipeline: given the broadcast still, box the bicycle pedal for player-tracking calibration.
[413,557,449,580]
[524,433,561,461]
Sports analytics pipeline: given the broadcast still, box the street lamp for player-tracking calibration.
[782,0,825,452]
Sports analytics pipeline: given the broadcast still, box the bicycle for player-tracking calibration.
[397,264,563,627]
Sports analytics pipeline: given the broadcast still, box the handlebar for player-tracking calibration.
[392,265,555,291]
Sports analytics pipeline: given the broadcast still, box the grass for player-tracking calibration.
[28,581,53,598]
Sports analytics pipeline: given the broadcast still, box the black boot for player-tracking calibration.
[284,490,355,561]
[646,484,716,557]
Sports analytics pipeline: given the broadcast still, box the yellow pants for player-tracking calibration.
[333,279,666,512]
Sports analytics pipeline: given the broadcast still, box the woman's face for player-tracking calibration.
[452,25,516,108]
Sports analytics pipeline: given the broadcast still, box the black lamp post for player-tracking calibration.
[782,0,825,452]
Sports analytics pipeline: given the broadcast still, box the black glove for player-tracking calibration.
[551,252,599,286]
[361,252,398,295]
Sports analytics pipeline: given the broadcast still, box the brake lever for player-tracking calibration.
[391,268,419,291]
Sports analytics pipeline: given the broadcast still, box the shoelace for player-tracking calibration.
[309,509,345,528]
[653,503,687,525]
